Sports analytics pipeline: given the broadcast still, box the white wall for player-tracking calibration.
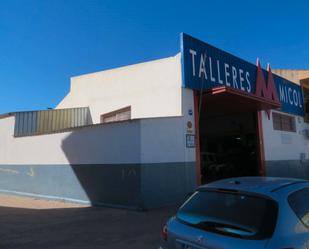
[181,88,196,163]
[262,110,309,161]
[0,116,15,163]
[140,116,195,164]
[0,116,141,165]
[0,115,193,165]
[57,54,182,124]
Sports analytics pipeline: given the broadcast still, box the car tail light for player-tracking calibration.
[162,223,168,241]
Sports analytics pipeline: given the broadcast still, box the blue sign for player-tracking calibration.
[180,33,304,116]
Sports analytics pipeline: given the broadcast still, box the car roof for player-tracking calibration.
[199,177,308,197]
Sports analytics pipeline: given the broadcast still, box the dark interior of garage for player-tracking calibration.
[196,88,261,183]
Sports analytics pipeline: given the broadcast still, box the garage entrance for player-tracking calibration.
[200,112,259,183]
[194,87,278,184]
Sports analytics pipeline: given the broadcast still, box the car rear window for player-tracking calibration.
[288,187,309,228]
[177,190,278,240]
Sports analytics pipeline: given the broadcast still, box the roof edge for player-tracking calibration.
[0,112,16,119]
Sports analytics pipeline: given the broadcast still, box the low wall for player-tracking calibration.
[0,116,196,209]
[0,164,141,208]
[0,162,196,210]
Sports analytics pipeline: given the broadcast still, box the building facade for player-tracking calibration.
[0,33,308,209]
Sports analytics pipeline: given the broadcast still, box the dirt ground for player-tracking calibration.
[0,194,177,249]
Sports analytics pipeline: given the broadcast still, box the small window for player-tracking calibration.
[100,106,131,123]
[272,112,296,132]
[288,187,309,228]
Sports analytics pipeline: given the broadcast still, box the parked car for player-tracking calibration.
[160,177,309,249]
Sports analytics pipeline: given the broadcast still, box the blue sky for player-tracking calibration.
[0,0,308,114]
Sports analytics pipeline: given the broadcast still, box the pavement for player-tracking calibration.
[0,194,177,249]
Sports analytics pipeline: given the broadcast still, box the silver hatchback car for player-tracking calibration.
[160,177,309,249]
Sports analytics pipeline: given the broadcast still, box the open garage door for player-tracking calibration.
[194,87,279,184]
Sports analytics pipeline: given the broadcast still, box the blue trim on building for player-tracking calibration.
[266,160,309,180]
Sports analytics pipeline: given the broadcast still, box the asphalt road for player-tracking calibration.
[0,194,177,249]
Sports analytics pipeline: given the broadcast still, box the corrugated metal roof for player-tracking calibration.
[14,107,92,137]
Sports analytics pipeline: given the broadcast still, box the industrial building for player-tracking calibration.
[0,33,309,209]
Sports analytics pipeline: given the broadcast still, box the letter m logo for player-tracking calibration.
[255,59,280,104]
